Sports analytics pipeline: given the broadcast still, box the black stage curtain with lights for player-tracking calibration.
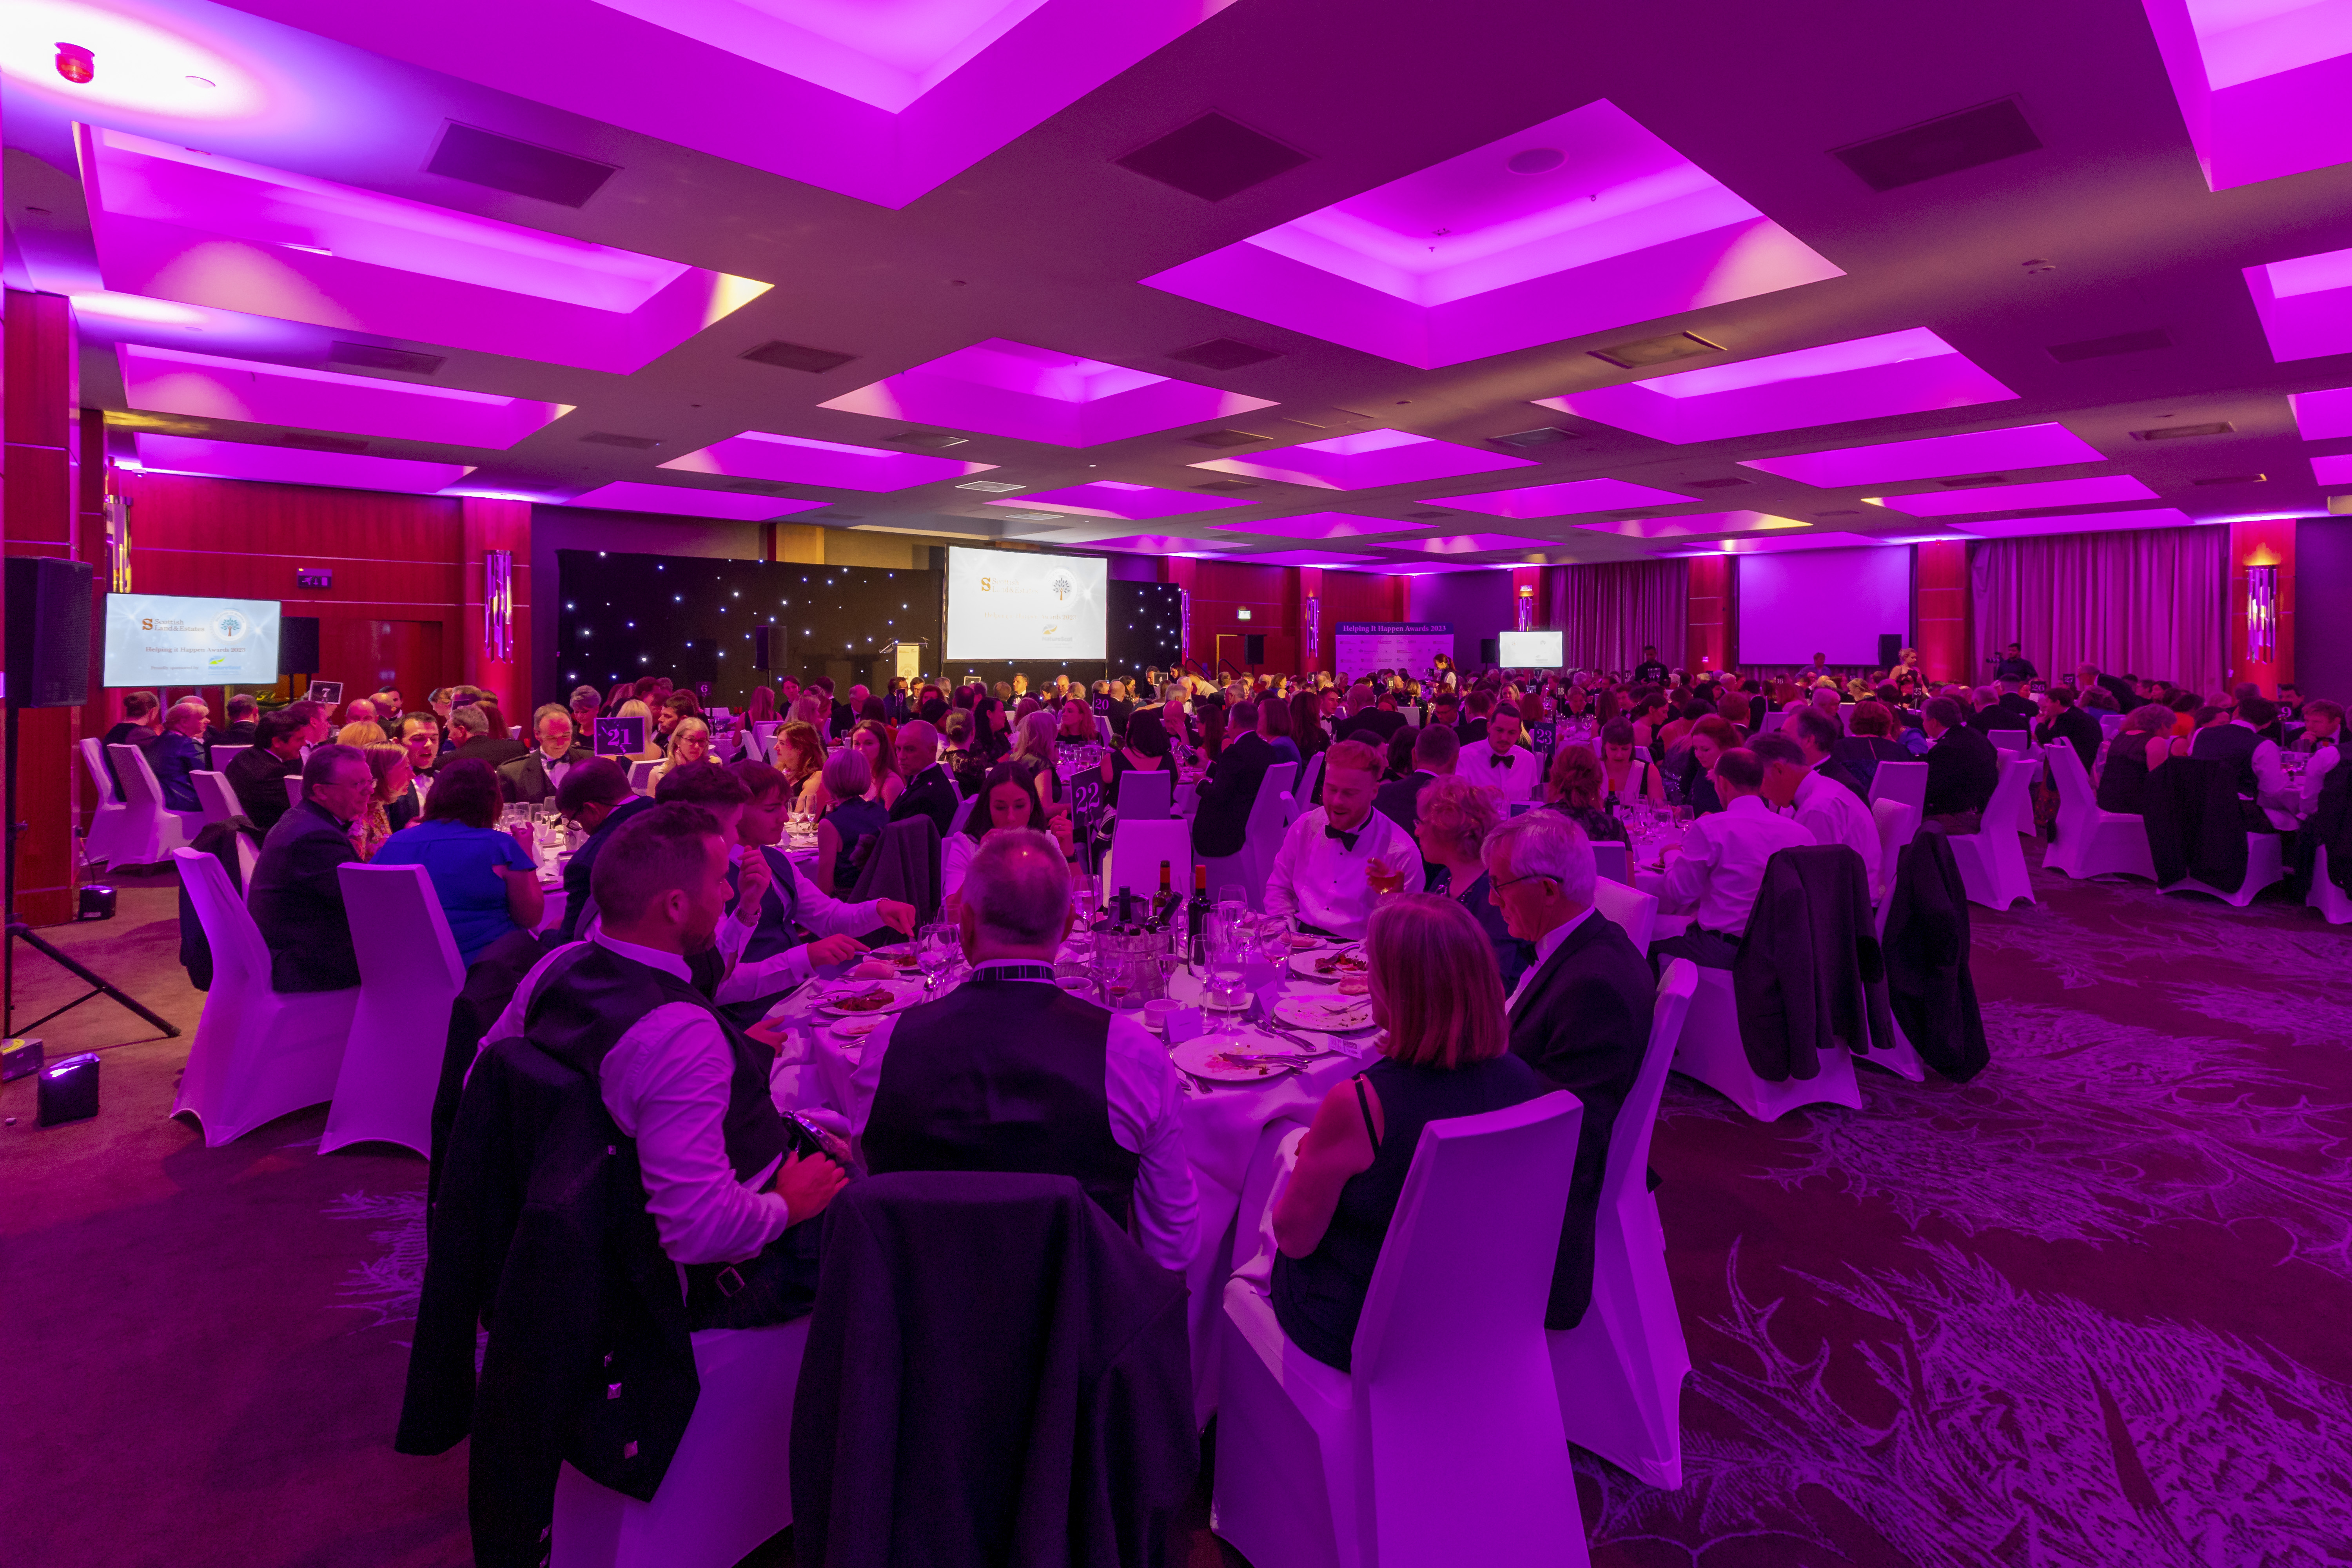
[555,550,1182,706]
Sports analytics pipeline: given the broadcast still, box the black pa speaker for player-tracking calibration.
[279,615,320,676]
[754,625,774,671]
[1477,637,1500,666]
[1877,633,1903,669]
[4,556,94,708]
[1243,633,1265,664]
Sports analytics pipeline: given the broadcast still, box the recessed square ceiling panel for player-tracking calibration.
[660,430,996,492]
[1577,510,1809,539]
[1869,474,2158,516]
[118,343,571,449]
[77,127,769,375]
[1538,328,2017,445]
[1424,476,1695,518]
[1388,531,1558,556]
[562,481,829,520]
[1662,530,1887,555]
[979,480,1250,521]
[2245,245,2352,362]
[1139,100,1841,370]
[2313,453,2352,485]
[1070,534,1238,555]
[1229,549,1382,567]
[230,0,1237,207]
[2140,0,2352,191]
[133,432,472,492]
[818,339,1275,447]
[1205,512,1436,541]
[1354,560,1504,574]
[1952,507,2196,538]
[1738,421,2105,486]
[2290,385,2352,440]
[1189,428,1535,490]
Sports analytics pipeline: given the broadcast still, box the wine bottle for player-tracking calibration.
[1155,859,1176,928]
[1185,862,1211,966]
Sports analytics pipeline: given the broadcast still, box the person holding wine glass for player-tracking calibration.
[1263,739,1424,940]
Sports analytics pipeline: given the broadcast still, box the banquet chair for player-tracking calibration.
[1869,800,1917,931]
[284,774,307,810]
[79,737,136,867]
[1759,710,1788,733]
[2043,747,2156,882]
[1946,756,2034,911]
[1838,702,1855,735]
[2310,846,2352,925]
[1670,966,1863,1122]
[1297,749,1325,812]
[1591,840,1631,886]
[170,848,356,1146]
[1590,877,1656,952]
[2098,711,2126,739]
[626,759,659,794]
[322,864,466,1157]
[1215,1093,1590,1568]
[1549,960,1695,1488]
[1107,818,1191,902]
[1986,729,2028,755]
[191,769,241,830]
[1865,760,1927,825]
[1116,768,1173,820]
[2163,833,2285,908]
[946,793,977,837]
[553,1318,813,1568]
[106,743,202,866]
[208,742,250,771]
[2011,744,2042,834]
[1234,761,1298,909]
[1096,714,1115,745]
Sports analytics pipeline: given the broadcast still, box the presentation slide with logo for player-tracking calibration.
[945,547,1107,661]
[1498,630,1564,668]
[102,594,281,687]
[1334,622,1453,675]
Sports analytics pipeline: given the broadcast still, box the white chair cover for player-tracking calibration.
[946,793,977,837]
[1234,761,1297,910]
[1671,967,1863,1122]
[1590,877,1656,952]
[627,759,659,794]
[170,848,356,1146]
[1115,769,1172,821]
[1986,728,2028,755]
[107,743,201,866]
[1549,961,1696,1487]
[208,743,250,771]
[1590,840,1631,886]
[284,774,307,809]
[1297,750,1325,813]
[1946,756,2034,910]
[191,769,241,829]
[321,864,466,1156]
[554,1319,812,1568]
[1869,799,1916,918]
[80,737,134,866]
[1865,759,1927,824]
[1759,710,1788,733]
[1107,818,1191,902]
[1215,1093,1590,1568]
[2162,831,2285,908]
[2310,845,2352,926]
[1096,714,1114,745]
[2043,746,2155,882]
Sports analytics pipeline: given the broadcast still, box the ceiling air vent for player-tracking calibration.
[328,341,444,376]
[1187,429,1265,448]
[1168,338,1282,371]
[1193,479,1261,492]
[887,431,969,450]
[996,511,1066,523]
[742,340,858,374]
[1816,508,1865,517]
[2129,422,2233,441]
[1686,477,1752,489]
[580,431,662,449]
[1492,426,1573,448]
[426,122,617,207]
[280,431,370,454]
[956,480,1024,493]
[1116,112,1310,201]
[1832,98,2042,192]
[1405,510,1452,520]
[2192,473,2266,485]
[2047,328,2172,362]
[1587,331,1722,370]
[1934,473,2007,487]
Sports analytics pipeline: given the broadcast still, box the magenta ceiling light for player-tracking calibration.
[1205,512,1436,541]
[1657,530,1887,555]
[1867,473,2158,517]
[2247,245,2352,362]
[2140,0,2352,191]
[1424,475,1695,518]
[1388,531,1558,556]
[2313,454,2352,485]
[661,429,993,492]
[1738,421,2105,487]
[562,481,829,521]
[1189,428,1534,491]
[2290,385,2352,440]
[117,343,572,449]
[820,339,1275,448]
[78,125,769,375]
[1229,549,1382,567]
[133,431,472,493]
[1355,560,1507,575]
[1539,327,2017,445]
[1141,99,1840,370]
[1952,507,2197,539]
[1576,510,1810,539]
[1068,535,1236,555]
[234,0,1235,208]
[978,480,1252,521]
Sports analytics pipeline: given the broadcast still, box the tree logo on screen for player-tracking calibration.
[1049,572,1074,604]
[211,609,248,641]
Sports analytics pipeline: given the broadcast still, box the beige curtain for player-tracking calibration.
[1967,525,2227,698]
[1538,561,1688,672]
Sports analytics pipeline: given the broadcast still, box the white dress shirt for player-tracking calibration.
[812,961,1198,1271]
[708,842,885,1006]
[2296,742,2340,817]
[2227,720,2298,829]
[483,932,791,1267]
[1504,904,1596,1014]
[1469,739,1543,804]
[1661,794,1818,937]
[940,833,980,901]
[1263,805,1427,939]
[1791,767,1881,897]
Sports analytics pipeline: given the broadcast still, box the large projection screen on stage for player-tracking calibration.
[1737,546,1910,666]
[944,546,1107,661]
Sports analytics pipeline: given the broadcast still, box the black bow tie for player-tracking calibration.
[1324,823,1360,851]
[1488,751,1512,768]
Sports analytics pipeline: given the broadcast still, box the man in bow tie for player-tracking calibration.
[1476,701,1543,804]
[1264,740,1424,939]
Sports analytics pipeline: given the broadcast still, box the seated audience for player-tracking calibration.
[356,742,415,860]
[206,693,261,755]
[1650,748,1816,969]
[1677,715,1742,814]
[886,720,956,842]
[1481,811,1654,1331]
[1257,693,1302,768]
[2190,695,2295,829]
[1100,709,1173,803]
[396,711,441,782]
[938,710,989,799]
[2096,703,2176,815]
[1465,701,1542,804]
[815,749,891,896]
[1375,722,1458,839]
[2291,699,2344,819]
[1265,740,1425,939]
[500,704,592,804]
[1005,710,1063,808]
[443,704,526,769]
[832,829,1195,1271]
[147,700,210,813]
[249,744,373,992]
[337,720,387,748]
[1599,719,1664,809]
[1056,697,1099,745]
[1753,732,1881,897]
[1414,775,1532,987]
[1191,699,1283,867]
[570,684,604,739]
[648,715,715,791]
[2034,685,2103,773]
[225,710,309,831]
[1541,744,1633,844]
[1833,701,1913,792]
[1920,696,2000,831]
[554,757,656,943]
[1784,708,1866,799]
[1270,895,1548,1368]
[99,690,164,794]
[613,698,662,761]
[944,762,1072,906]
[372,758,543,962]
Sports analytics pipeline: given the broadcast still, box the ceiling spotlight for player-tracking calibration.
[1507,147,1564,175]
[54,42,94,83]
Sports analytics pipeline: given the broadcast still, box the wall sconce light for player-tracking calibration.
[484,549,514,662]
[1515,583,1536,632]
[2245,563,2277,666]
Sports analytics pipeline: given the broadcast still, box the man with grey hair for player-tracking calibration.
[1481,809,1653,1332]
[499,703,592,804]
[887,718,956,840]
[824,830,1197,1271]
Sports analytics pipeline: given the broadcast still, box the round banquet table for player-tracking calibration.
[532,838,822,937]
[763,939,1379,1423]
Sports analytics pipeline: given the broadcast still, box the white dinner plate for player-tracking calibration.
[1286,944,1369,982]
[1273,994,1375,1033]
[1170,1033,1300,1083]
[813,980,925,1017]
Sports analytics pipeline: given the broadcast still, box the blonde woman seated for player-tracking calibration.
[648,715,713,790]
[336,720,388,748]
[1268,894,1548,1370]
[613,698,660,761]
[775,720,826,811]
[356,741,415,861]
[1541,745,1632,844]
[1006,708,1067,808]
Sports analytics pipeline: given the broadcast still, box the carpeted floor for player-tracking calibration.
[5,854,2347,1567]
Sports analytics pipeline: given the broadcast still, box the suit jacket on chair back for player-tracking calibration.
[1191,730,1281,860]
[1731,845,1896,1083]
[1879,831,1987,1081]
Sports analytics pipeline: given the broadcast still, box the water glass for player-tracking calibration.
[917,923,957,993]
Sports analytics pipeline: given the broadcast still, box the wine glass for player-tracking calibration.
[917,923,956,994]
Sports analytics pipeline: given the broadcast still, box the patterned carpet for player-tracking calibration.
[3,857,2346,1567]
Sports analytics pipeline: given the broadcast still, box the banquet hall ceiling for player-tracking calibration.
[7,0,2352,569]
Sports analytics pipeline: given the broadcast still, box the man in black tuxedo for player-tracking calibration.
[2033,686,2103,773]
[205,693,261,757]
[499,705,593,804]
[1787,708,1867,798]
[1921,696,2000,832]
[1334,684,1406,749]
[888,720,957,842]
[1191,699,1282,864]
[248,744,371,993]
[1481,810,1654,1331]
[1455,690,1492,748]
[225,709,309,832]
[554,758,655,943]
[1374,723,1457,840]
